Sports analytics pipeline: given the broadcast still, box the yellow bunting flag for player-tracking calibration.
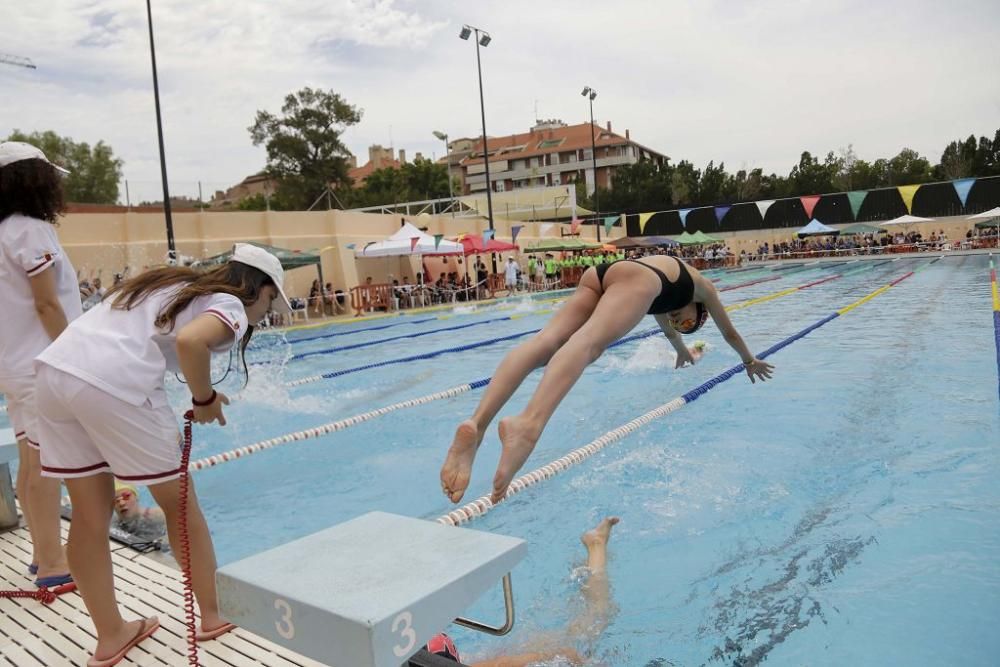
[638,212,654,234]
[897,185,921,213]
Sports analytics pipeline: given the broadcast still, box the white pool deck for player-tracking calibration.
[0,517,325,667]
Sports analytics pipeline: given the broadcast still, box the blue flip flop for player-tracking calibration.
[35,573,73,588]
[28,563,38,575]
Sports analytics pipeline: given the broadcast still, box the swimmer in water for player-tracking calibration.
[441,255,773,504]
[112,483,166,543]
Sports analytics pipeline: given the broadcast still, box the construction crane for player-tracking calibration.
[0,53,36,69]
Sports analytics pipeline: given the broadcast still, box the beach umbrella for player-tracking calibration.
[839,222,885,235]
[880,214,934,228]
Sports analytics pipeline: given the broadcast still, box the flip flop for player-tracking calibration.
[86,617,159,667]
[196,622,236,642]
[35,573,73,588]
[28,563,38,575]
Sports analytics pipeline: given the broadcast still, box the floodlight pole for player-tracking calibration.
[146,0,175,262]
[583,86,601,241]
[462,24,497,274]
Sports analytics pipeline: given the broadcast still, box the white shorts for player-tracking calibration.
[35,364,184,484]
[0,374,40,448]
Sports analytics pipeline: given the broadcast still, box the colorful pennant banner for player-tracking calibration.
[755,200,775,221]
[800,195,820,219]
[897,185,921,214]
[678,209,692,228]
[846,191,868,220]
[511,225,523,244]
[434,234,443,250]
[410,237,420,252]
[714,206,731,224]
[638,212,654,234]
[603,216,617,236]
[951,178,975,207]
[346,243,356,250]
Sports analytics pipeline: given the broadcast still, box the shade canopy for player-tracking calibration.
[967,207,1000,220]
[973,218,1000,229]
[194,242,320,270]
[456,235,519,256]
[677,230,722,245]
[881,214,934,226]
[608,235,678,248]
[356,222,463,257]
[838,222,886,235]
[796,219,839,238]
[523,238,603,252]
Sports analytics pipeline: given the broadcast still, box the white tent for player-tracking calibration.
[796,218,839,237]
[356,222,464,257]
[880,214,934,226]
[967,207,1000,220]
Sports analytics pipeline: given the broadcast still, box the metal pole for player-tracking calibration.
[589,96,601,242]
[443,134,455,207]
[146,0,175,262]
[474,29,497,274]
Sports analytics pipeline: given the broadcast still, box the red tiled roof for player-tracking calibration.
[349,159,402,184]
[459,122,661,166]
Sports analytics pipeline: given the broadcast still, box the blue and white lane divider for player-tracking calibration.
[437,263,933,527]
[990,255,999,404]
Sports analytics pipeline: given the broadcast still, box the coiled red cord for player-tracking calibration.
[179,410,201,666]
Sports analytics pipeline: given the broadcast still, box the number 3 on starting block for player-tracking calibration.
[391,611,416,657]
[274,598,295,639]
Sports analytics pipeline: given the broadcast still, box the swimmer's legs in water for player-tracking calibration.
[492,279,653,503]
[440,273,604,503]
[568,517,620,645]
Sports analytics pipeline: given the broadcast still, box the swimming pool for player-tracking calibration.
[5,255,999,665]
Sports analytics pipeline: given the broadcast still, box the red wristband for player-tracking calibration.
[191,390,217,407]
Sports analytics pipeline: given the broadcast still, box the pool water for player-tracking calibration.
[4,256,998,665]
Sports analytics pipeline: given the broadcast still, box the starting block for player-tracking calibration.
[217,511,526,667]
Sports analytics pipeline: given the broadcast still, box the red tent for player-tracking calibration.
[455,235,518,256]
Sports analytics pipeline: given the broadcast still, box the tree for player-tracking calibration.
[346,158,451,209]
[248,87,362,210]
[5,130,122,203]
[887,147,932,185]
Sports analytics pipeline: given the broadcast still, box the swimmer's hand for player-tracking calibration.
[675,347,696,368]
[192,391,230,426]
[744,358,774,384]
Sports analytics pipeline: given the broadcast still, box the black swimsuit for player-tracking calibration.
[594,258,695,314]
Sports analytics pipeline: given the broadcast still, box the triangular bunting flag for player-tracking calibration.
[482,229,495,246]
[434,234,443,250]
[678,209,692,228]
[638,212,654,234]
[755,200,775,221]
[714,206,731,224]
[846,191,868,220]
[951,178,975,208]
[511,225,523,244]
[603,215,617,236]
[896,185,921,213]
[570,218,581,234]
[410,237,420,252]
[346,243,356,250]
[799,195,821,219]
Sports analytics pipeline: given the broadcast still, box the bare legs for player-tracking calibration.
[491,280,655,502]
[148,476,228,633]
[440,276,603,503]
[65,473,156,661]
[17,441,69,579]
[568,517,619,646]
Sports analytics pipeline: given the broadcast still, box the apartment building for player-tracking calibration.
[457,119,668,196]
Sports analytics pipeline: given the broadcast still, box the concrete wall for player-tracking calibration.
[54,209,982,299]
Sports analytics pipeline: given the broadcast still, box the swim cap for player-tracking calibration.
[426,633,460,662]
[678,302,709,335]
[114,481,138,497]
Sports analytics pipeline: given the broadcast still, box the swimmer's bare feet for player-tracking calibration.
[440,420,482,503]
[492,416,542,504]
[581,516,620,548]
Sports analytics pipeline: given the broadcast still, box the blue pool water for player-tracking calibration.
[4,255,999,665]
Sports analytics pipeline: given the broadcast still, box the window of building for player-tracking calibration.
[494,180,505,193]
[537,138,564,149]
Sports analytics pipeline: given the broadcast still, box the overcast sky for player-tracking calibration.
[3,0,999,203]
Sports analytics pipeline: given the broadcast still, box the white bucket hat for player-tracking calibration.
[0,141,70,174]
[230,243,292,314]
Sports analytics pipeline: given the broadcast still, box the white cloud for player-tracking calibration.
[3,0,998,204]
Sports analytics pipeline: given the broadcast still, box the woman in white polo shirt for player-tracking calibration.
[0,141,80,590]
[35,243,291,667]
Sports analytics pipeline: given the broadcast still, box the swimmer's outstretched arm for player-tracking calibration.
[653,313,696,368]
[695,281,774,383]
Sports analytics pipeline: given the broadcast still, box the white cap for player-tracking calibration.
[229,243,292,314]
[0,141,71,174]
